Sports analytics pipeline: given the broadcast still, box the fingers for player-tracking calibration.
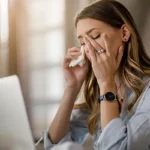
[83,37,97,64]
[63,55,72,68]
[69,52,82,58]
[85,35,107,61]
[102,34,113,57]
[64,46,83,68]
[85,35,103,53]
[67,47,80,54]
[67,47,82,59]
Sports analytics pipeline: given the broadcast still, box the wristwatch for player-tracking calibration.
[98,92,121,113]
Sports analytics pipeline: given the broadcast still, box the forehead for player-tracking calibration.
[76,18,107,37]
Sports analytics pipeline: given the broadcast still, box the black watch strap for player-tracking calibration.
[98,92,121,113]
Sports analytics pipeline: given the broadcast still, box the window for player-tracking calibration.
[27,0,65,139]
[0,0,9,77]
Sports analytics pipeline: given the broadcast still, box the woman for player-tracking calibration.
[44,0,150,149]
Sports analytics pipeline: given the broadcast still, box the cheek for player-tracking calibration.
[112,39,123,57]
[109,34,123,56]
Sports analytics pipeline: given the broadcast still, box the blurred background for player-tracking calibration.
[0,0,150,150]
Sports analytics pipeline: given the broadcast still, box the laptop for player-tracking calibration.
[0,75,35,150]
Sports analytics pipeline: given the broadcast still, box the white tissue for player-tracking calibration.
[69,46,86,67]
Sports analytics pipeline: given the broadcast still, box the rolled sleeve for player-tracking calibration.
[97,86,150,150]
[44,109,90,150]
[44,129,72,150]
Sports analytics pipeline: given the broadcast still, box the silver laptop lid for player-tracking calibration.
[0,75,35,150]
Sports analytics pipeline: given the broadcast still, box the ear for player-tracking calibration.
[120,24,131,42]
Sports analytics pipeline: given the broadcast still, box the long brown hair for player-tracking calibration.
[74,0,150,135]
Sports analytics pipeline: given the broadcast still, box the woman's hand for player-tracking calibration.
[62,46,89,89]
[83,34,123,88]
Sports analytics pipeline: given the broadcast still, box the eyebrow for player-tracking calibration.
[77,28,99,39]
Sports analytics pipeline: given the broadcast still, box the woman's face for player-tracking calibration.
[76,18,124,61]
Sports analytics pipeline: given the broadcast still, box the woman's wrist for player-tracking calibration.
[66,81,83,92]
[65,85,80,94]
[62,85,81,104]
[99,80,117,95]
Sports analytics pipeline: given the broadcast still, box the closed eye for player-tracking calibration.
[80,34,100,45]
[92,34,101,39]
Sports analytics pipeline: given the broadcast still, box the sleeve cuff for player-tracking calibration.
[98,118,126,148]
[44,129,72,150]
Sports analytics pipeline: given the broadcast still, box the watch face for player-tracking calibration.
[105,92,115,101]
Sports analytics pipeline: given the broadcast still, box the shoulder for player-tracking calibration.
[137,76,150,111]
